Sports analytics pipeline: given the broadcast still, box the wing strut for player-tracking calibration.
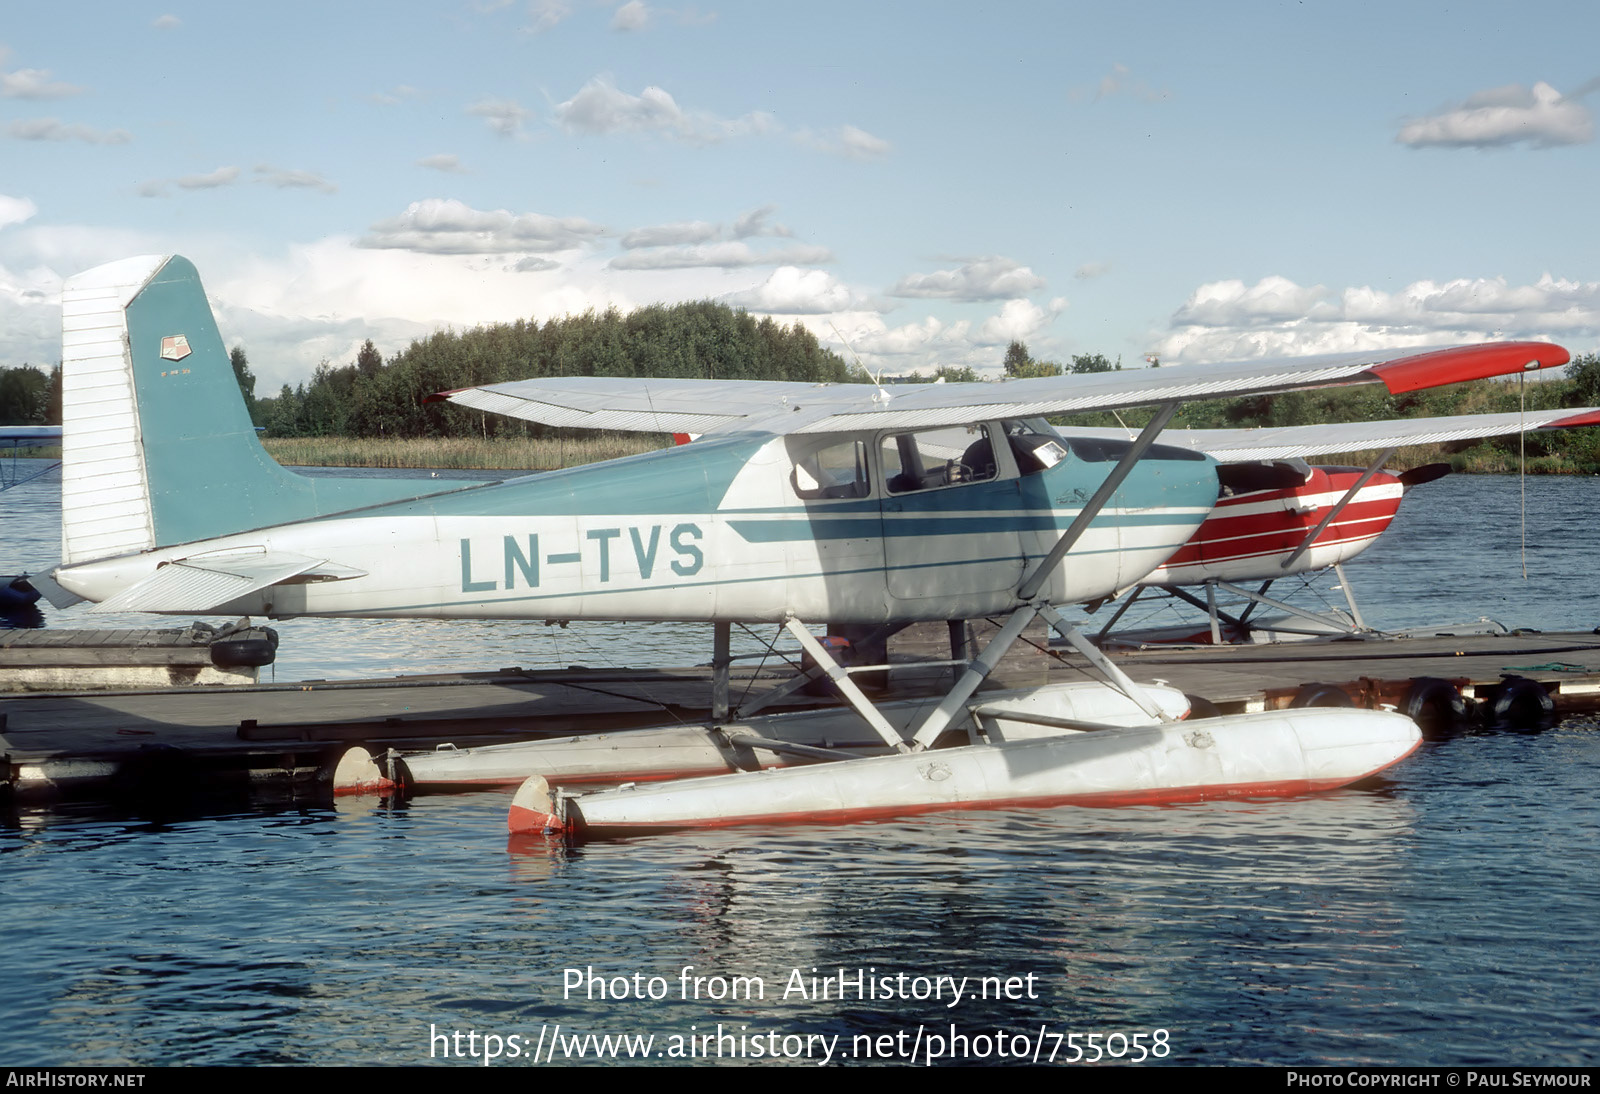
[1017,402,1182,601]
[1279,446,1397,572]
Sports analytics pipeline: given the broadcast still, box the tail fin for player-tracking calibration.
[60,255,418,564]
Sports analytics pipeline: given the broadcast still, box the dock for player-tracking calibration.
[3,625,1599,802]
[0,621,279,692]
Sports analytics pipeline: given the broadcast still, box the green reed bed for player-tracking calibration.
[262,434,668,470]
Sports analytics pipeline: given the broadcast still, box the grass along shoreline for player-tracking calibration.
[258,436,1600,474]
[261,434,669,470]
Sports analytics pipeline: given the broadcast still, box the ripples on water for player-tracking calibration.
[3,470,1599,1065]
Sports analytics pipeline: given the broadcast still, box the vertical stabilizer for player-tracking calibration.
[60,254,427,565]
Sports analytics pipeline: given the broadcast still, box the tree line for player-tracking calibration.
[254,301,861,439]
[4,314,1598,470]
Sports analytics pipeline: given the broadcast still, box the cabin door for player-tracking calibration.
[878,425,1025,603]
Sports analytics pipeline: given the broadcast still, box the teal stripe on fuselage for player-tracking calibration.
[729,512,1198,542]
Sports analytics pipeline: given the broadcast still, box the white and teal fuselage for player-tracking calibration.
[49,254,1217,623]
[59,427,1217,623]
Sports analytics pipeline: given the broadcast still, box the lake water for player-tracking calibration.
[3,468,1599,1067]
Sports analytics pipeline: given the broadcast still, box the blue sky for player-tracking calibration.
[2,1,1597,391]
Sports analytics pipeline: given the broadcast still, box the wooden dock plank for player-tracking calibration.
[5,630,1600,799]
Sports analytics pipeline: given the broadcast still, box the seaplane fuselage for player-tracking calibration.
[56,425,1219,624]
[1139,464,1403,587]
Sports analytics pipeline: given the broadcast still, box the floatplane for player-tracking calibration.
[1069,409,1600,645]
[34,255,1572,837]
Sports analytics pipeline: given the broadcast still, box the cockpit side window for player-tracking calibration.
[881,425,1001,494]
[791,438,870,499]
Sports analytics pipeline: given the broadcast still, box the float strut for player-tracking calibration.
[711,621,731,722]
[783,618,912,753]
[908,603,1040,751]
[1332,561,1367,630]
[1037,604,1169,721]
[1093,585,1145,645]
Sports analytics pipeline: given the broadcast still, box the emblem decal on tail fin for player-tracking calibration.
[160,335,192,361]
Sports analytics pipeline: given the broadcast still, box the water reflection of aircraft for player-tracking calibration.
[1068,410,1600,643]
[34,255,1572,835]
[1,425,62,493]
[1,425,61,611]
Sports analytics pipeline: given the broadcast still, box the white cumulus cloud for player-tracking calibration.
[555,76,776,145]
[1398,81,1593,149]
[0,64,83,99]
[0,194,38,229]
[359,198,605,255]
[722,267,855,314]
[889,256,1046,301]
[1171,275,1330,327]
[1157,273,1600,362]
[976,298,1063,345]
[844,315,972,359]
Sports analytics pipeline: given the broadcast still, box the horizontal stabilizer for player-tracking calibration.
[90,550,363,614]
[21,569,86,609]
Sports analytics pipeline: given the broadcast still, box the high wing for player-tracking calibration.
[1058,407,1600,462]
[429,343,1571,435]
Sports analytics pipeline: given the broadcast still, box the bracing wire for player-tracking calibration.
[1520,370,1528,580]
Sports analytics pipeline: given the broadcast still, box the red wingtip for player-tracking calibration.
[1545,408,1600,429]
[1369,342,1570,394]
[423,388,469,404]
